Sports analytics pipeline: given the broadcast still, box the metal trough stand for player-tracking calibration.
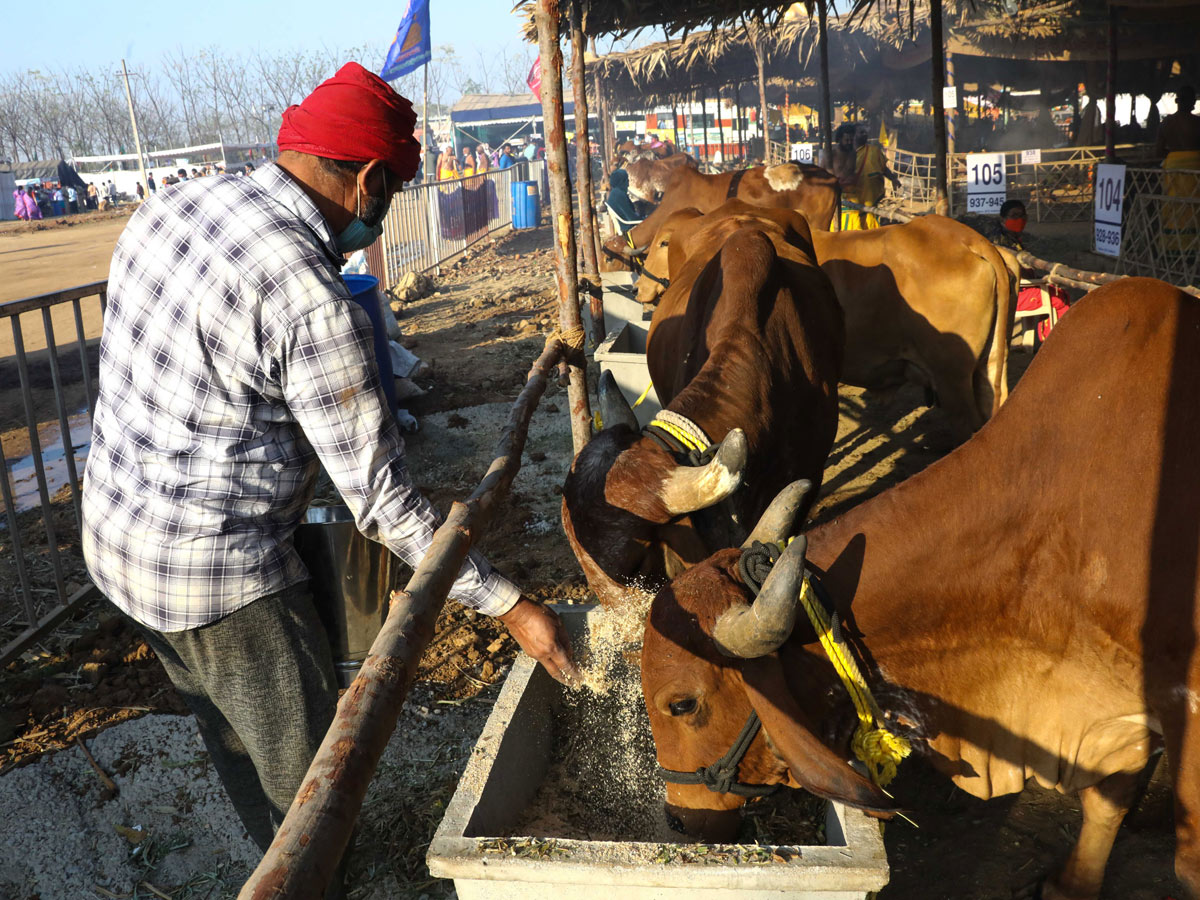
[428,606,890,900]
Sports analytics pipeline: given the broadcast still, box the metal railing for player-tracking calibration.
[883,144,1159,223]
[1120,166,1200,289]
[372,161,545,290]
[1,282,106,663]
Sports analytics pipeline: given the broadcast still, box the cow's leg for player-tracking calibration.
[1163,682,1200,898]
[927,368,983,444]
[1041,770,1140,900]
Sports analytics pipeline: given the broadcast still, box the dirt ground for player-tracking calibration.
[0,221,1182,899]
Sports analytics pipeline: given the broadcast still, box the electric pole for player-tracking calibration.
[120,60,149,195]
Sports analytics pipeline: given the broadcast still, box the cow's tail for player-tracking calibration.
[973,242,1018,421]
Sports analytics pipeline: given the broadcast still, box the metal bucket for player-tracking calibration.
[294,505,401,687]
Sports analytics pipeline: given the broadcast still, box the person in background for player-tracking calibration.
[81,62,578,896]
[995,198,1028,250]
[604,168,647,234]
[496,143,517,170]
[460,146,476,177]
[147,172,157,194]
[522,140,538,162]
[177,168,189,181]
[107,181,118,206]
[838,123,900,230]
[66,185,78,214]
[437,144,460,180]
[52,185,64,214]
[474,144,490,174]
[245,163,256,176]
[136,182,145,201]
[12,186,29,221]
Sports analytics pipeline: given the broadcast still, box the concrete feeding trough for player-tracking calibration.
[594,321,661,429]
[427,607,890,900]
[600,270,651,336]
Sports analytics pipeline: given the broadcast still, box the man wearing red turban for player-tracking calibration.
[82,62,577,895]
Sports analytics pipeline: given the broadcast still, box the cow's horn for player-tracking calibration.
[712,535,807,658]
[598,370,639,431]
[657,428,747,516]
[742,480,812,548]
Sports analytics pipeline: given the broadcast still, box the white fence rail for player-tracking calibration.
[370,161,547,290]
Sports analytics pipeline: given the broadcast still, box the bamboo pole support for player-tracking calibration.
[534,0,591,455]
[570,0,603,342]
[238,339,565,900]
[930,0,949,214]
[818,0,834,171]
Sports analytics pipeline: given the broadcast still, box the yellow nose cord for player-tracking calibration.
[786,545,911,787]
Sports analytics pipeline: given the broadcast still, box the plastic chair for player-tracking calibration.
[1013,280,1060,350]
[605,202,644,237]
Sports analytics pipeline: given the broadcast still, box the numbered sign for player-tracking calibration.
[791,143,814,164]
[1021,148,1042,165]
[1094,163,1125,258]
[966,152,1006,214]
[942,86,958,109]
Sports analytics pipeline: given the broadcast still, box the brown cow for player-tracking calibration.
[636,204,1015,440]
[641,278,1200,899]
[600,161,840,272]
[562,210,843,605]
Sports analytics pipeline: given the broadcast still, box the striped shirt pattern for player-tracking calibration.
[82,163,519,631]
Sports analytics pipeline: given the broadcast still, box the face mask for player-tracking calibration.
[1004,217,1026,234]
[335,168,388,252]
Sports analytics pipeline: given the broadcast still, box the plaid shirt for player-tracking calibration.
[82,163,520,632]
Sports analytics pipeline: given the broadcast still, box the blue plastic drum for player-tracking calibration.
[511,181,540,229]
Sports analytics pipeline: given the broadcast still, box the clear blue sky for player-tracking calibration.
[4,1,541,74]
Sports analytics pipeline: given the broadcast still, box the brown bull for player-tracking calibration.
[636,203,1014,440]
[600,161,840,273]
[641,277,1200,899]
[562,211,843,605]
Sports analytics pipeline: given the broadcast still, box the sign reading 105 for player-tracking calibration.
[969,159,1005,188]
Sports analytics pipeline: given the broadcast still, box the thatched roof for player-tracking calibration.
[516,0,801,41]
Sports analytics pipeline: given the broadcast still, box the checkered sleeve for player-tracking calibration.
[278,298,520,617]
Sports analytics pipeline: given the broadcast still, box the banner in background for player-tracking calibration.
[380,0,431,83]
[527,58,542,102]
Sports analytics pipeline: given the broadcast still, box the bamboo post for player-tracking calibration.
[817,0,834,169]
[735,85,745,159]
[672,99,681,148]
[238,339,565,900]
[945,48,956,215]
[569,0,602,343]
[784,87,791,148]
[701,89,710,163]
[589,37,611,178]
[534,0,591,455]
[754,29,769,162]
[929,0,949,214]
[717,88,727,162]
[1105,4,1118,161]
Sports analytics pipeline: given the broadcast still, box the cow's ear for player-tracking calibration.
[739,656,895,814]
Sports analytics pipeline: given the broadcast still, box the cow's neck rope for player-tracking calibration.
[622,230,671,289]
[644,410,716,467]
[743,541,912,788]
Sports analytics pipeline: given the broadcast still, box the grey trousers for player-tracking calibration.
[130,583,347,889]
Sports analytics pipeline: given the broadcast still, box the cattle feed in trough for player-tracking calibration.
[635,203,1016,442]
[563,208,844,606]
[600,160,840,273]
[640,277,1200,900]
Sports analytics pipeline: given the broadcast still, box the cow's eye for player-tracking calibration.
[668,698,698,716]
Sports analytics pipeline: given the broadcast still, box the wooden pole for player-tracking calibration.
[818,0,835,169]
[701,89,710,162]
[929,0,949,214]
[534,0,591,454]
[1105,4,1118,161]
[569,0,602,343]
[717,88,727,162]
[672,98,681,148]
[945,48,956,215]
[784,86,791,149]
[589,37,611,178]
[735,85,745,159]
[238,339,565,900]
[754,31,769,162]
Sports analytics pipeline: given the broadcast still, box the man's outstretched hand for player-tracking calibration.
[498,597,582,688]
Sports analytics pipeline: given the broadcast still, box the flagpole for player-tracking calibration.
[423,61,431,179]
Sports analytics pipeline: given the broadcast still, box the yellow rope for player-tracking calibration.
[648,416,707,454]
[794,569,911,787]
[632,381,654,408]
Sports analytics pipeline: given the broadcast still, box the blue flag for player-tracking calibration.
[380,0,431,82]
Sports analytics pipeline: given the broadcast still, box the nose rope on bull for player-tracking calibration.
[656,711,779,798]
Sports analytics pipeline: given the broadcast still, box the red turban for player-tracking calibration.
[277,62,421,182]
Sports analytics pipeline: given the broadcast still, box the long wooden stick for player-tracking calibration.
[535,0,592,456]
[239,338,565,900]
[569,0,603,343]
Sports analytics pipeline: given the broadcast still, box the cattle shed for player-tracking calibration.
[451,91,588,150]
